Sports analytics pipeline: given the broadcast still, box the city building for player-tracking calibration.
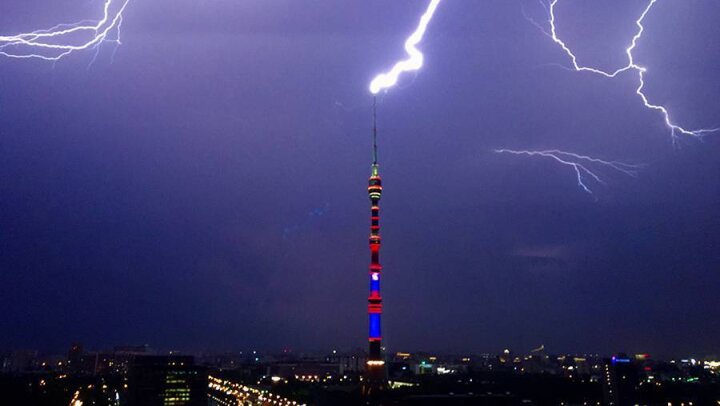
[127,355,207,406]
[602,355,639,406]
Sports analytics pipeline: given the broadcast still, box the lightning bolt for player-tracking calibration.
[495,149,643,195]
[0,0,129,62]
[369,0,442,94]
[546,0,719,139]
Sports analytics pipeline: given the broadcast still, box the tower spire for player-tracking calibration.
[372,96,378,166]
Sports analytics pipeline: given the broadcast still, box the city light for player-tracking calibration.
[208,376,305,406]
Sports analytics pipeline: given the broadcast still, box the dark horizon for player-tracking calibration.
[5,344,715,363]
[1,0,719,358]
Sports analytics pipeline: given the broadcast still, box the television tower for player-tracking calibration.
[365,96,386,393]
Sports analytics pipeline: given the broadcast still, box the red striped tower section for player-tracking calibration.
[365,97,386,393]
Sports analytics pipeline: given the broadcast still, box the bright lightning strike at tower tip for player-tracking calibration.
[494,149,644,195]
[0,0,129,61]
[369,0,442,95]
[546,0,720,139]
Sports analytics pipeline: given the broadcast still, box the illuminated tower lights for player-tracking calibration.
[365,98,386,393]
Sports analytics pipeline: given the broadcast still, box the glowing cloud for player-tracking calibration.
[369,0,442,94]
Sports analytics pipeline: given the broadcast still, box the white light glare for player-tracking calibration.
[369,0,442,94]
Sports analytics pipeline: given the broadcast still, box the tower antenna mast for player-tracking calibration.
[372,96,378,165]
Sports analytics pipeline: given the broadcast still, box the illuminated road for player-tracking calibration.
[208,376,305,406]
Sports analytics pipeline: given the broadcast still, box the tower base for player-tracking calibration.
[362,362,386,397]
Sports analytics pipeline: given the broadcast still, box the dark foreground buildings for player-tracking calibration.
[2,346,720,405]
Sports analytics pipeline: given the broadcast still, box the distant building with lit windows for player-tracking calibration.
[127,355,207,406]
[602,355,639,406]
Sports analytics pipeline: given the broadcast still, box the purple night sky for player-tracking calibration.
[0,0,718,357]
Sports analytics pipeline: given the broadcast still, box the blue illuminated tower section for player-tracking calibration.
[366,97,386,390]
